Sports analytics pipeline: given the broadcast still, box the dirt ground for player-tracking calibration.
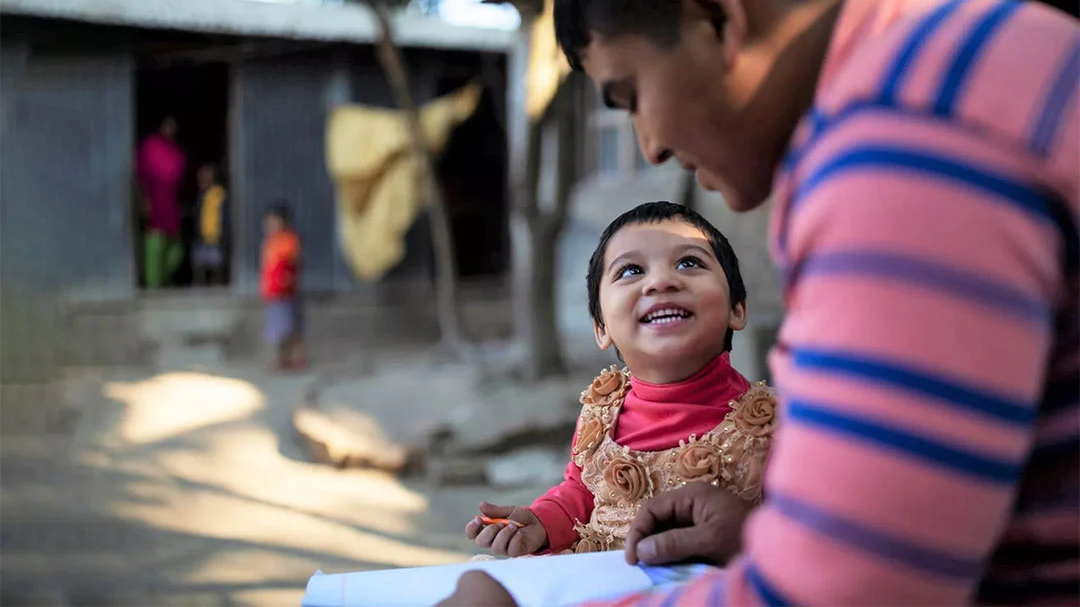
[0,355,568,606]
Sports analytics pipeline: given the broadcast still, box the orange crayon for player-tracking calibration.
[479,516,524,528]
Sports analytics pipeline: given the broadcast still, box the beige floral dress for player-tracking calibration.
[567,366,776,554]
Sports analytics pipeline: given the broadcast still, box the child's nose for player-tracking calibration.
[642,269,682,294]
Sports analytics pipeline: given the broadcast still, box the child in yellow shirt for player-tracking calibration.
[192,163,229,286]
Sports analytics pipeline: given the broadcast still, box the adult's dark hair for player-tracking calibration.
[555,1,1078,72]
[265,201,293,226]
[554,0,726,70]
[1034,0,1079,19]
[586,201,747,352]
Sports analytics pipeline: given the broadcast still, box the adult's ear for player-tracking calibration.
[686,0,748,68]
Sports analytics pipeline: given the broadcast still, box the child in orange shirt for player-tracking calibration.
[261,203,306,370]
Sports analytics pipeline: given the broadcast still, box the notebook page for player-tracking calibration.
[302,551,657,607]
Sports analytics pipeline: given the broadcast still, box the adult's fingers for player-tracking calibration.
[634,526,716,566]
[478,502,515,518]
[624,488,697,565]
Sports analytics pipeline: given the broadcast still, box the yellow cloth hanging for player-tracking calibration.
[526,0,571,119]
[326,84,482,280]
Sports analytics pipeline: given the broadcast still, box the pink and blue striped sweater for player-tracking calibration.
[589,1,1079,604]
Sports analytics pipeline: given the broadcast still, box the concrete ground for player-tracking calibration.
[1,353,564,606]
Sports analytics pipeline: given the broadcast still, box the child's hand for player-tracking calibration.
[465,502,547,557]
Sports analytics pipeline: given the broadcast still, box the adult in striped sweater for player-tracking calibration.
[440,0,1078,605]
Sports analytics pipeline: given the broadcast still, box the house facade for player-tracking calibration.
[0,0,515,386]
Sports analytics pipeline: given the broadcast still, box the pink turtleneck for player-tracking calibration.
[528,353,751,553]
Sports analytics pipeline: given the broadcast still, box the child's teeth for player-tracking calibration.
[648,310,686,323]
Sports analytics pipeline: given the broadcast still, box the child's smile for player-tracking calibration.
[639,304,694,330]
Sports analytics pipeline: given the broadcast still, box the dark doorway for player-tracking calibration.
[134,61,230,288]
[434,57,509,279]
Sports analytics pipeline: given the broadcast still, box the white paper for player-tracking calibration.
[302,551,663,607]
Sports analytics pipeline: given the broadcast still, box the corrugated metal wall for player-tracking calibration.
[231,50,442,295]
[232,57,339,294]
[1,43,135,382]
[0,47,135,297]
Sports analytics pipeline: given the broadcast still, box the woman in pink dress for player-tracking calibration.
[136,116,186,288]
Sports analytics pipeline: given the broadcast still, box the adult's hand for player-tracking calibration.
[436,570,517,607]
[624,482,754,566]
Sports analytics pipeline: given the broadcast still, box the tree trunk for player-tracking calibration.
[366,0,467,356]
[525,216,565,378]
[510,116,544,378]
[518,77,577,380]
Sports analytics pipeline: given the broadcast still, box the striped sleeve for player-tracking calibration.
[726,108,1064,604]
[743,113,1060,607]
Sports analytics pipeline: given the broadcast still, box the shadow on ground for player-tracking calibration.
[0,363,520,606]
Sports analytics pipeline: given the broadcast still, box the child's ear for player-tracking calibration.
[728,301,748,332]
[593,321,614,351]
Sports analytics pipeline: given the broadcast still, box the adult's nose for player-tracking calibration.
[633,120,672,166]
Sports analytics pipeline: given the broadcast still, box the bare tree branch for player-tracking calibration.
[519,119,544,222]
[513,76,577,380]
[550,76,578,234]
[366,0,467,355]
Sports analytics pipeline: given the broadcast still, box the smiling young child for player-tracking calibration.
[466,201,776,557]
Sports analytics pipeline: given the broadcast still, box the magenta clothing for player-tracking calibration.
[586,1,1079,606]
[529,353,752,552]
[137,134,186,236]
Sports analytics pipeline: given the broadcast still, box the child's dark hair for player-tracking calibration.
[200,162,221,182]
[265,201,293,226]
[586,201,746,352]
[554,0,727,71]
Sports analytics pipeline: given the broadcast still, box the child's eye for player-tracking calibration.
[614,264,643,280]
[676,256,705,270]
